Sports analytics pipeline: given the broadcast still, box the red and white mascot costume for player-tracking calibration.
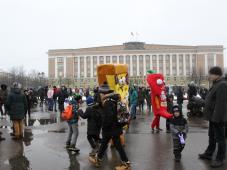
[147,72,173,130]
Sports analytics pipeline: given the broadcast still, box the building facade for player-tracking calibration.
[48,42,224,87]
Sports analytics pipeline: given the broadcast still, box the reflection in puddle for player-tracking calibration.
[7,128,33,170]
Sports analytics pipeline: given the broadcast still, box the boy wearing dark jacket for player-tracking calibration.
[66,95,82,152]
[79,96,102,156]
[170,105,188,162]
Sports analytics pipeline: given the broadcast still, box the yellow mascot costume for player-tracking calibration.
[97,64,129,146]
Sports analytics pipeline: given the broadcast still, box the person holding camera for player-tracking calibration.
[199,66,227,168]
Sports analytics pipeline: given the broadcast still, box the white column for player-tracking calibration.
[77,57,80,78]
[64,57,67,78]
[170,54,173,76]
[176,54,179,76]
[143,55,146,76]
[104,56,106,64]
[136,55,139,76]
[55,57,58,79]
[91,56,93,78]
[157,55,159,73]
[205,54,208,74]
[84,56,87,78]
[130,55,133,76]
[214,54,217,66]
[117,55,119,64]
[183,54,186,76]
[150,55,153,70]
[110,56,113,63]
[123,55,126,64]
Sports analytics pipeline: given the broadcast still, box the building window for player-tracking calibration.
[159,55,163,73]
[132,55,137,76]
[80,57,84,78]
[93,56,97,76]
[145,55,150,72]
[139,55,143,76]
[152,55,157,71]
[119,55,124,64]
[179,54,183,75]
[192,54,196,68]
[126,55,130,76]
[186,54,190,76]
[166,55,170,76]
[172,55,177,75]
[100,56,104,64]
[208,54,214,70]
[86,56,91,77]
[106,56,110,63]
[112,56,117,63]
[74,57,78,78]
[57,57,63,63]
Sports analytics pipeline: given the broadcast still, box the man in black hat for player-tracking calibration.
[89,83,131,170]
[199,66,227,168]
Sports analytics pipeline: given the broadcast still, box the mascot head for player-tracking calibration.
[147,70,165,95]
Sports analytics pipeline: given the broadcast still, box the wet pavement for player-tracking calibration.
[0,102,226,170]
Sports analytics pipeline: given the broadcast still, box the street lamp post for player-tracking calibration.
[38,72,45,87]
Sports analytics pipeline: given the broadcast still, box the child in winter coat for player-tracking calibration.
[66,95,82,152]
[170,105,188,162]
[79,96,102,156]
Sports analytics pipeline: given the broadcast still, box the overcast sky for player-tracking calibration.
[0,0,227,75]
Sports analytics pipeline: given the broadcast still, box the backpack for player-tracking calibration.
[117,101,130,124]
[61,105,73,120]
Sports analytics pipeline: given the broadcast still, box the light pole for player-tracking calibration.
[38,72,45,86]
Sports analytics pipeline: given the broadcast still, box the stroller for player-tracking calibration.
[187,96,204,118]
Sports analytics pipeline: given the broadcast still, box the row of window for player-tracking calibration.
[56,54,215,78]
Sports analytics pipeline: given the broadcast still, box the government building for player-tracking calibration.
[48,42,224,87]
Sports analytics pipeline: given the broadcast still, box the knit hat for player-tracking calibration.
[172,105,180,113]
[86,96,94,106]
[209,66,223,76]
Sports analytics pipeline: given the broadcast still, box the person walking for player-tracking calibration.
[6,83,27,140]
[0,84,8,118]
[79,96,102,156]
[129,86,138,119]
[47,86,54,111]
[58,85,68,113]
[89,84,131,170]
[170,105,188,162]
[177,87,184,112]
[199,66,227,168]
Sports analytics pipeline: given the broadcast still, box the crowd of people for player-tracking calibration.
[0,66,227,169]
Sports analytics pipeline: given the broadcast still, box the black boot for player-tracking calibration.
[198,152,212,160]
[210,160,223,168]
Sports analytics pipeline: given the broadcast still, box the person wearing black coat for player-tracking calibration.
[57,86,68,113]
[79,96,102,156]
[199,66,227,168]
[177,87,184,112]
[6,83,28,140]
[89,84,130,170]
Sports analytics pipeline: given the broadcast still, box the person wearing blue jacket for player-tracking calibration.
[66,95,82,152]
[129,86,138,119]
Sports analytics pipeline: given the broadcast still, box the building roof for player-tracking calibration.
[48,42,224,56]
